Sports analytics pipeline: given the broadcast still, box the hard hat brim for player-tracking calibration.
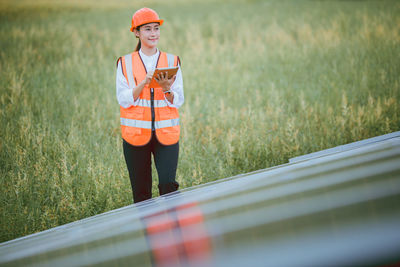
[130,19,164,32]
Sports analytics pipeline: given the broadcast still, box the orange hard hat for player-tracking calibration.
[130,7,164,32]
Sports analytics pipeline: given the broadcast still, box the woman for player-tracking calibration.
[116,7,184,203]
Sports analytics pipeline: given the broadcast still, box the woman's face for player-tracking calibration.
[135,23,160,49]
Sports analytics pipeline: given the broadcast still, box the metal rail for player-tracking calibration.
[289,131,400,163]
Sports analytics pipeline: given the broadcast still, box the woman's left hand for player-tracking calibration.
[155,72,176,92]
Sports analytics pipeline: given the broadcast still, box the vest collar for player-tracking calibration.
[138,49,160,72]
[137,49,162,74]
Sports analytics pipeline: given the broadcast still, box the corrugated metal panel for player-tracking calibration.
[1,136,400,267]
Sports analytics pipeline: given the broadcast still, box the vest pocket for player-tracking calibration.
[161,127,179,135]
[124,127,142,136]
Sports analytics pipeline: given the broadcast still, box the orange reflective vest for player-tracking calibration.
[119,51,180,146]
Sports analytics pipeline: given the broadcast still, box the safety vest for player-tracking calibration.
[119,51,180,146]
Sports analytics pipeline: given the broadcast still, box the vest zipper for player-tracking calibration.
[150,88,155,131]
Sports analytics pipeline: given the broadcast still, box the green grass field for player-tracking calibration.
[1,0,399,242]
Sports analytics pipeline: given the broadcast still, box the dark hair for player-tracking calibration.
[135,26,141,51]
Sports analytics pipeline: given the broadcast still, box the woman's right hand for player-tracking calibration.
[144,70,154,85]
[133,70,155,101]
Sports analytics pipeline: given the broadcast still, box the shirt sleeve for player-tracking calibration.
[165,64,184,108]
[116,59,140,108]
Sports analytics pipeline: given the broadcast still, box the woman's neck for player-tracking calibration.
[140,46,157,56]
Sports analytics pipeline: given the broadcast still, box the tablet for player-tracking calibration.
[149,67,179,88]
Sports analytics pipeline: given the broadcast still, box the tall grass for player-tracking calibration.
[1,0,399,242]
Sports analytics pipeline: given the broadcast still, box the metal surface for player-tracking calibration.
[289,131,400,163]
[1,136,400,267]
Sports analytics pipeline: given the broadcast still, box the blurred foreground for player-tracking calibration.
[1,132,400,267]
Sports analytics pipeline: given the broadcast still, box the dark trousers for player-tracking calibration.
[123,134,179,203]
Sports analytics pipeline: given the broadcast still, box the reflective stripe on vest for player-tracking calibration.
[155,118,180,129]
[120,118,152,129]
[136,99,169,108]
[124,53,135,88]
[167,53,175,69]
[121,118,179,129]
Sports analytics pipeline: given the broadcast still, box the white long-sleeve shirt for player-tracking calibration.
[116,49,184,108]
